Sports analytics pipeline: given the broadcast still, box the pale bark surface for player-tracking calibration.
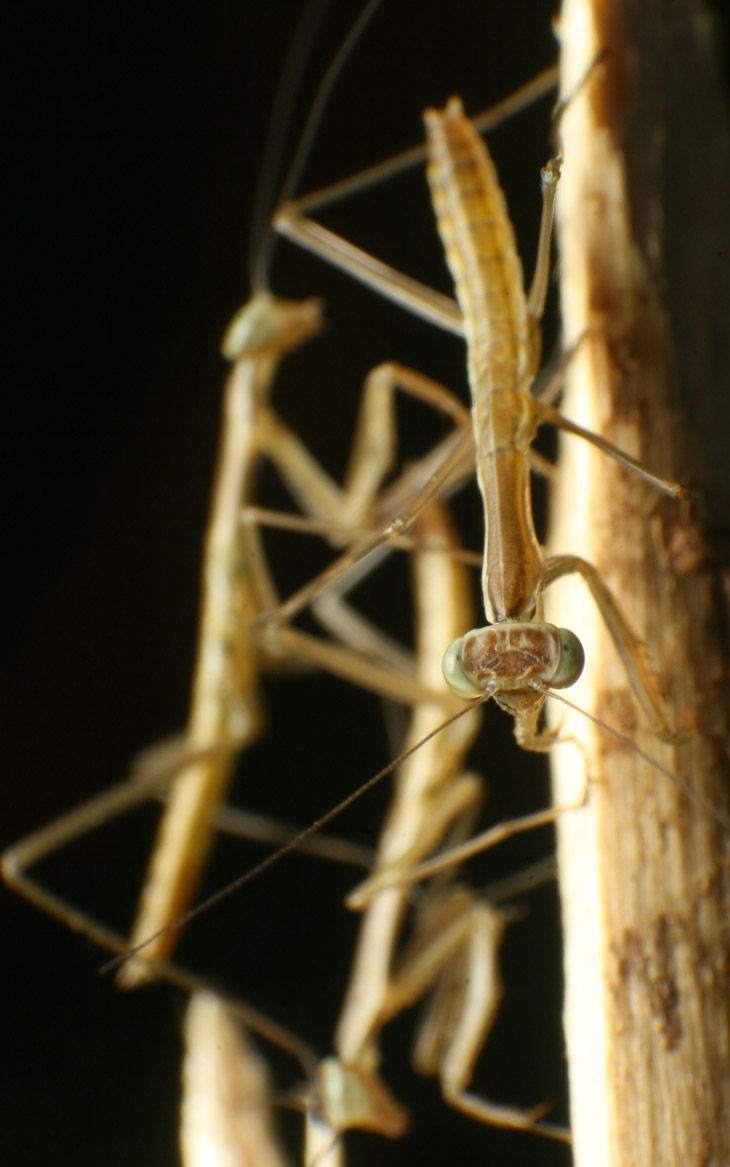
[548,2,730,1165]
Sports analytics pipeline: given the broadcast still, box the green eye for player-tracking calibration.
[443,637,481,698]
[551,628,585,688]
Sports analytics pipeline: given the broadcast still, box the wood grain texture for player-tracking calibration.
[549,2,730,1164]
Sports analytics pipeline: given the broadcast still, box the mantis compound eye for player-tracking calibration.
[549,628,585,689]
[442,637,482,699]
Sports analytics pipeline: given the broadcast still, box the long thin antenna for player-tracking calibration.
[247,0,333,289]
[250,0,386,291]
[101,700,476,977]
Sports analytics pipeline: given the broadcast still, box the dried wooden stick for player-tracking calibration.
[548,2,730,1165]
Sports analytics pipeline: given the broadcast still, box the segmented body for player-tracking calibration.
[426,97,543,626]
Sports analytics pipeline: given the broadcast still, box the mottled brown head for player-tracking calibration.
[443,621,584,714]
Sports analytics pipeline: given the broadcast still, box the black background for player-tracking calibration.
[4,2,727,1165]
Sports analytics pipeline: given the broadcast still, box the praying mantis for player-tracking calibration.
[5,6,567,1164]
[5,1,729,1165]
